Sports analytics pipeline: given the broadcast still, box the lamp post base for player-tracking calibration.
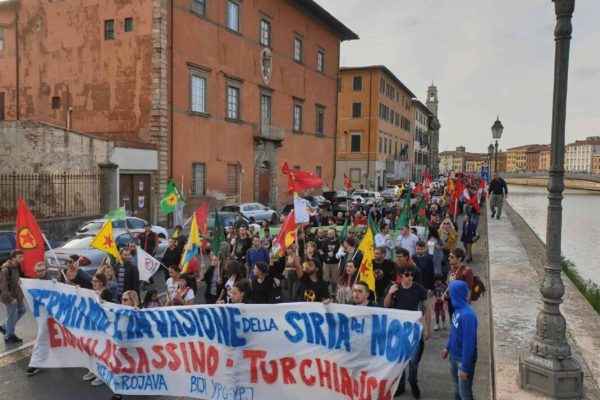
[519,351,583,399]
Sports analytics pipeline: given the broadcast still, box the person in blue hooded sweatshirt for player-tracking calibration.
[441,280,478,400]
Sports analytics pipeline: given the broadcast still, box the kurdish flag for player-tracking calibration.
[103,205,126,221]
[181,213,201,273]
[16,198,45,277]
[160,179,183,215]
[90,220,121,263]
[357,227,376,298]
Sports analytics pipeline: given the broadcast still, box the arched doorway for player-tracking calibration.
[258,161,272,206]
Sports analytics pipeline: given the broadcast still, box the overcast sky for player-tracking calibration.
[318,0,600,153]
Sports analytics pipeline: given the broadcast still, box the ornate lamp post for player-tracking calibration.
[519,1,583,398]
[491,117,503,172]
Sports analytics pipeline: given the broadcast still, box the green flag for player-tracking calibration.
[103,205,126,221]
[210,210,225,256]
[368,213,379,235]
[339,218,349,239]
[398,191,412,227]
[400,143,409,155]
[160,179,181,215]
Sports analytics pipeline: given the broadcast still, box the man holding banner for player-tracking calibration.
[384,263,431,399]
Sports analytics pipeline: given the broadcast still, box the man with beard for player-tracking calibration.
[233,226,252,274]
[372,247,395,301]
[413,240,435,292]
[115,248,140,301]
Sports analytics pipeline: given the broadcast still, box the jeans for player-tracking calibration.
[399,339,425,386]
[450,355,476,400]
[3,301,27,339]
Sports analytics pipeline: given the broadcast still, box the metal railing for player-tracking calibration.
[0,172,103,223]
[253,123,285,142]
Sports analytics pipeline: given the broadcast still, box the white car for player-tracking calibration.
[352,190,383,206]
[76,217,168,238]
[221,203,278,224]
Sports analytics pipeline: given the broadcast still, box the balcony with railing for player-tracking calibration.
[253,123,285,144]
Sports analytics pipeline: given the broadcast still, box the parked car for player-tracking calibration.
[331,196,357,214]
[206,211,252,236]
[221,203,278,224]
[380,188,398,202]
[44,230,168,277]
[76,217,168,238]
[0,230,61,265]
[352,190,383,206]
[304,195,331,211]
[323,190,349,213]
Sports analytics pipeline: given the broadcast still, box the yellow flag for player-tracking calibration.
[90,220,122,262]
[357,228,376,298]
[181,213,201,273]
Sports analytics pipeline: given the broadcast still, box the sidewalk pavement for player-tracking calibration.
[488,202,600,399]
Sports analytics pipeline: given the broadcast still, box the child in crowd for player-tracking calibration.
[433,274,448,331]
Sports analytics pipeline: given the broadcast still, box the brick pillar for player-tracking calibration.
[150,0,169,225]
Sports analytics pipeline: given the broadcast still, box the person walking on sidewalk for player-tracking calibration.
[441,280,478,400]
[0,250,26,344]
[488,172,508,219]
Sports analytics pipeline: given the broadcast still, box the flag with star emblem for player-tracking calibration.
[16,198,45,277]
[90,220,121,262]
[356,227,376,299]
[160,179,182,215]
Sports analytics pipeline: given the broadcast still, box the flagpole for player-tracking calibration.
[42,233,68,282]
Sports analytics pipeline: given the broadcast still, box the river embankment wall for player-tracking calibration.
[504,177,600,191]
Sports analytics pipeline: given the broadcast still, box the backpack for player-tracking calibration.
[471,275,486,301]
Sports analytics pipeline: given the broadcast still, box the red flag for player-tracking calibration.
[16,198,44,277]
[411,184,424,195]
[195,202,208,250]
[273,211,296,255]
[343,173,353,190]
[467,194,481,214]
[281,161,323,194]
[423,168,431,187]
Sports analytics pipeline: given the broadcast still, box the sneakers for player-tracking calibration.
[491,210,496,218]
[466,258,473,264]
[25,367,42,376]
[0,325,5,335]
[410,383,421,399]
[434,324,440,331]
[394,383,406,396]
[497,215,500,219]
[4,334,23,344]
[91,377,104,386]
[82,371,96,381]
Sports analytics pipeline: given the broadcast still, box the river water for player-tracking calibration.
[506,184,600,284]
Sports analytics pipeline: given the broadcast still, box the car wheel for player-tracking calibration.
[270,213,278,225]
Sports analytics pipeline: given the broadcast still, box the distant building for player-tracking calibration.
[591,154,600,175]
[412,100,433,182]
[336,66,416,190]
[539,146,551,171]
[525,145,549,172]
[506,145,533,172]
[565,136,600,173]
[438,146,486,175]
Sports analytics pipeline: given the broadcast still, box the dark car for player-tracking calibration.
[304,195,331,211]
[207,211,251,236]
[0,230,61,265]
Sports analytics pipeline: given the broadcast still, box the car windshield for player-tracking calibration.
[112,220,126,228]
[62,236,94,249]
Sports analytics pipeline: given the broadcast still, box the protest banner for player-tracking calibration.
[22,279,422,400]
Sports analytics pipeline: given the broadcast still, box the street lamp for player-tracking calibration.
[491,117,503,172]
[519,1,583,398]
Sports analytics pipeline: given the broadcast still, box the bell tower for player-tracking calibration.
[426,83,438,116]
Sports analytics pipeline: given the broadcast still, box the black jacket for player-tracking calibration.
[488,178,508,195]
[139,231,159,255]
[117,262,140,299]
[161,247,182,269]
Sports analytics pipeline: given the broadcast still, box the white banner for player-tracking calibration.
[136,246,160,282]
[293,194,311,225]
[22,279,422,399]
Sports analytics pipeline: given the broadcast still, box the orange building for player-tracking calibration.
[0,0,357,217]
[336,66,415,190]
[592,154,600,175]
[539,146,551,171]
[525,145,548,172]
[506,145,532,172]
